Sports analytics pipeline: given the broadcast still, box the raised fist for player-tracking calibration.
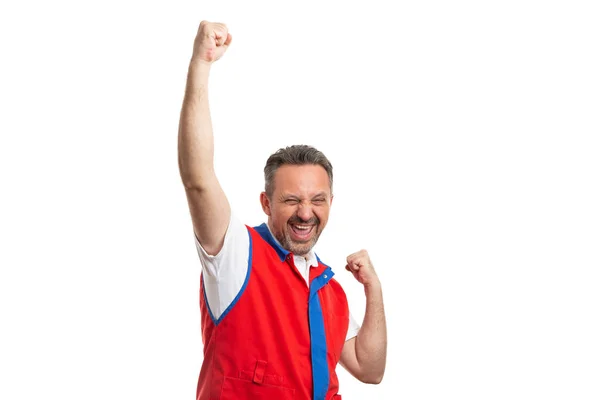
[345,249,380,287]
[192,21,232,64]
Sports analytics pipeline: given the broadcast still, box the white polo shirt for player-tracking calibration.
[195,213,360,341]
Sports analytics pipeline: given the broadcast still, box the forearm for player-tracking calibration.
[178,60,216,189]
[355,280,387,383]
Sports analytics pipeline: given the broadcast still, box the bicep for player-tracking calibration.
[339,336,361,378]
[184,176,230,256]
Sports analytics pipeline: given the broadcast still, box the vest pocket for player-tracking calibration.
[220,360,295,400]
[220,376,296,400]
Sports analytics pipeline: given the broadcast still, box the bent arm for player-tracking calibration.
[178,59,230,255]
[339,281,387,384]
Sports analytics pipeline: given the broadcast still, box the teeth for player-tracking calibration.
[294,225,310,230]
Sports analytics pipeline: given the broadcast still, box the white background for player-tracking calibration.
[1,0,599,399]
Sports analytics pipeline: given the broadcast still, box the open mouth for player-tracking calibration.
[289,224,315,241]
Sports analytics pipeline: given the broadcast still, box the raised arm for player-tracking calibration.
[339,250,387,384]
[178,21,232,255]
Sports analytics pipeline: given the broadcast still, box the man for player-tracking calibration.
[178,20,387,400]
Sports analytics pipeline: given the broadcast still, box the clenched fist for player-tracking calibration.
[192,21,232,64]
[345,250,380,287]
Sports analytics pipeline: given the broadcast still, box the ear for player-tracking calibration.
[329,193,334,206]
[260,192,272,216]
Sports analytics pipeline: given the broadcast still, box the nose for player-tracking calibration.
[297,202,313,222]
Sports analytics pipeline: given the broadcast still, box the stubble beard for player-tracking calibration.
[276,218,322,256]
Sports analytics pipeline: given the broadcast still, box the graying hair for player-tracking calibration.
[264,145,333,197]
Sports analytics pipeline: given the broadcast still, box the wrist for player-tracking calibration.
[190,55,213,68]
[188,58,212,82]
[363,278,382,292]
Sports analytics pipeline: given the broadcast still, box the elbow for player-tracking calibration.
[358,372,384,385]
[179,169,216,191]
[181,180,205,191]
[180,174,212,191]
[363,377,383,385]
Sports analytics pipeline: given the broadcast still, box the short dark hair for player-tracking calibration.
[264,145,333,197]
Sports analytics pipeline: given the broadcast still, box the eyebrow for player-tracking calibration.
[280,194,301,201]
[280,192,328,200]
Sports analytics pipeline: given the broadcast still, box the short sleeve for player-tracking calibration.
[346,312,361,341]
[194,213,250,321]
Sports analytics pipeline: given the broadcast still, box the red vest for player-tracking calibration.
[196,223,349,400]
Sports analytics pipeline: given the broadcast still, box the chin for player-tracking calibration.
[278,228,321,256]
[290,244,313,256]
[288,237,318,256]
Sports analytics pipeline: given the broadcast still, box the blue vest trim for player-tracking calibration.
[202,228,253,326]
[254,223,290,262]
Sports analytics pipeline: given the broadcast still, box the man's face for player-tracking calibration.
[260,164,333,257]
